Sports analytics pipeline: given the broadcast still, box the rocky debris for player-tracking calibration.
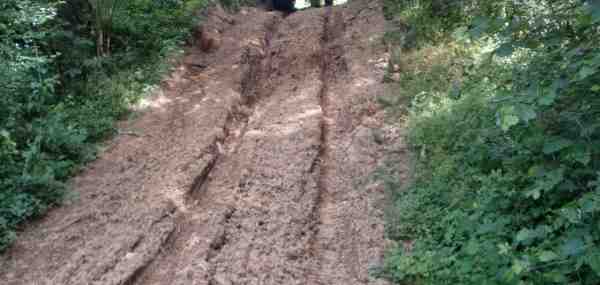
[196,26,221,53]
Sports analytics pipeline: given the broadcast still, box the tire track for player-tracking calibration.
[198,9,326,284]
[130,12,286,285]
[305,6,351,284]
[0,2,394,285]
[308,3,392,285]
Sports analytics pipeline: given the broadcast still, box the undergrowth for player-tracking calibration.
[0,0,213,251]
[381,0,600,284]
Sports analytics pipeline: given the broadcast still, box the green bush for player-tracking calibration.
[383,0,600,284]
[383,0,474,47]
[0,0,209,251]
[219,0,256,11]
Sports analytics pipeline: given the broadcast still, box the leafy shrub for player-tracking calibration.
[383,0,474,46]
[382,0,600,284]
[219,0,257,11]
[0,0,209,251]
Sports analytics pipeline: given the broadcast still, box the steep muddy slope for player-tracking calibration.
[0,1,406,285]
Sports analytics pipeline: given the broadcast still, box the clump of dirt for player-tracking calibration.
[193,6,235,53]
[0,1,407,285]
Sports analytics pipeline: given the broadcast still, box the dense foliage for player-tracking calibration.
[382,0,600,284]
[0,0,210,250]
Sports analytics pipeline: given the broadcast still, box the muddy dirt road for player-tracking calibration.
[1,1,406,284]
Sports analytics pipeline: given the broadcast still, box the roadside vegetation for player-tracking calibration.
[381,0,600,284]
[0,0,233,251]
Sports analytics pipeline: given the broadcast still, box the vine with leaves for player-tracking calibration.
[382,0,600,284]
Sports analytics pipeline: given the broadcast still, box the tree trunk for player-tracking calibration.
[90,0,116,57]
[96,29,103,57]
[106,32,111,56]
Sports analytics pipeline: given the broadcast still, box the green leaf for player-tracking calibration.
[592,85,600,92]
[516,228,533,243]
[498,243,511,255]
[587,0,600,23]
[543,138,572,154]
[451,26,469,41]
[538,250,559,262]
[516,104,537,122]
[0,129,9,138]
[511,259,529,275]
[577,66,596,81]
[586,251,600,276]
[539,80,563,106]
[561,238,585,257]
[526,168,565,199]
[470,16,490,38]
[497,106,519,132]
[538,93,557,106]
[570,148,591,165]
[465,239,479,255]
[495,43,514,57]
[543,271,568,283]
[525,189,541,200]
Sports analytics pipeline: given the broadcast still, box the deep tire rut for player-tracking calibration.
[1,2,399,285]
[303,6,348,282]
[306,6,349,284]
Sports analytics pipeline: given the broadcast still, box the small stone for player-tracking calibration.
[212,274,232,285]
[373,129,385,145]
[375,62,387,70]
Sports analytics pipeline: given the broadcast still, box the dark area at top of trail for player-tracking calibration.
[261,0,296,12]
[262,0,335,13]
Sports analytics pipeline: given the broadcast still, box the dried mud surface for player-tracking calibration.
[0,1,407,284]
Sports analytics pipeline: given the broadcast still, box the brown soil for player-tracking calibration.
[0,1,407,284]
